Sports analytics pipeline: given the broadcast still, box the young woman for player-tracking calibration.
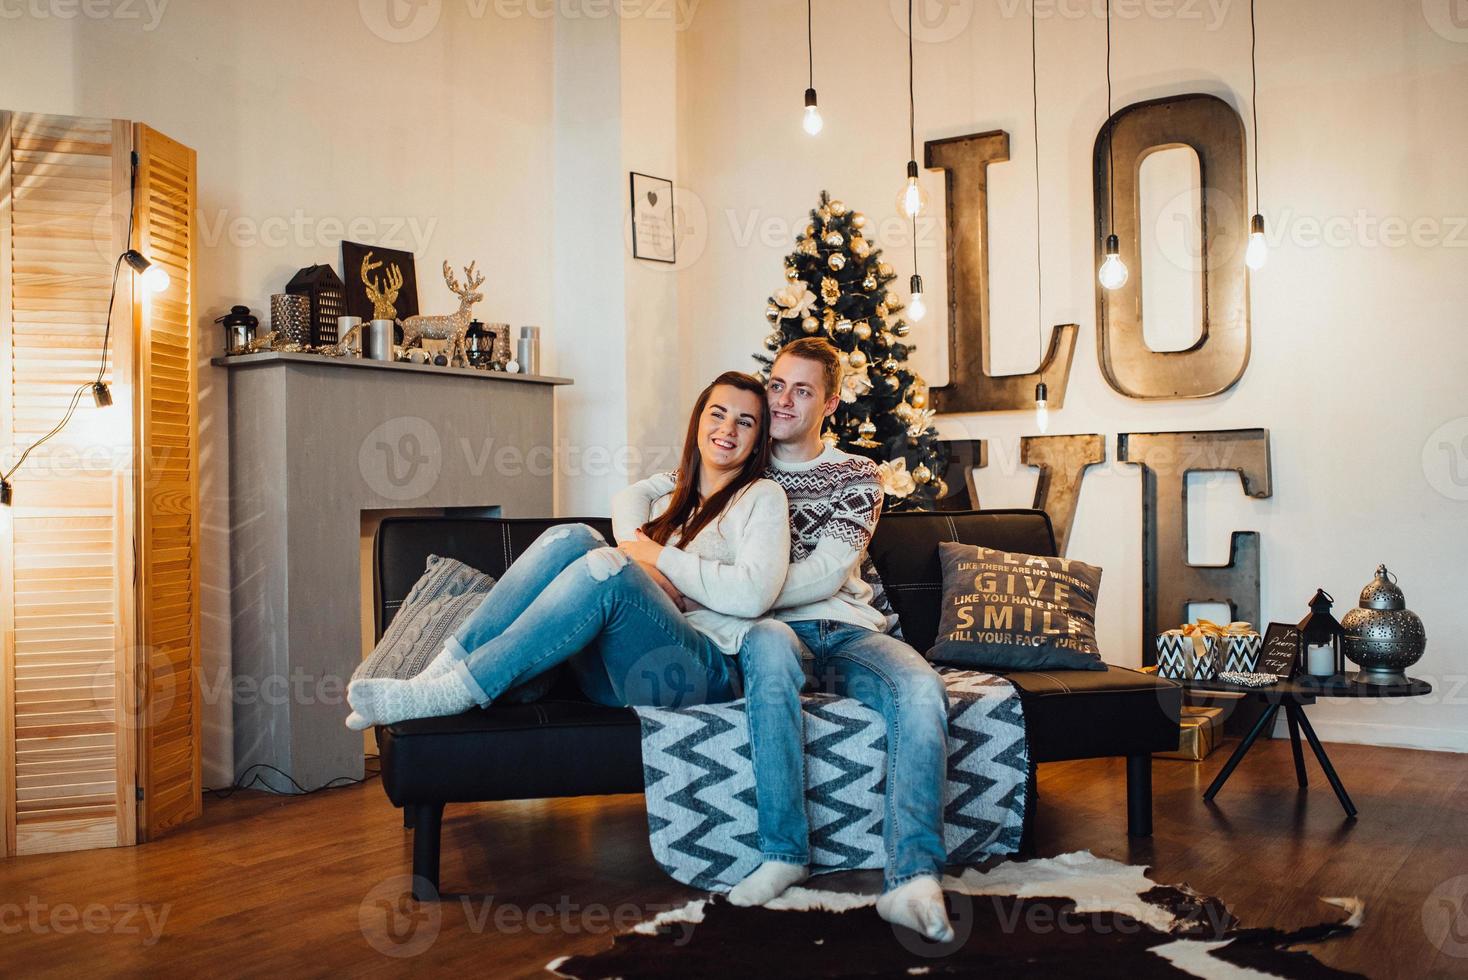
[345,371,790,728]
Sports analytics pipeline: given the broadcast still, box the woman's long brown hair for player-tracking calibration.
[642,371,771,547]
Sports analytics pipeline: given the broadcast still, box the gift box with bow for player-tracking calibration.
[1155,620,1262,680]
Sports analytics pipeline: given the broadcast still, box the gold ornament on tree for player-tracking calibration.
[863,275,878,291]
[853,212,867,229]
[848,349,868,368]
[878,262,893,276]
[851,237,871,257]
[854,321,872,340]
[821,277,841,303]
[824,231,844,248]
[828,253,846,271]
[785,265,800,280]
[893,320,911,337]
[910,383,928,409]
[798,238,818,256]
[913,462,933,485]
[855,418,880,448]
[829,199,848,217]
[801,315,819,334]
[834,318,853,334]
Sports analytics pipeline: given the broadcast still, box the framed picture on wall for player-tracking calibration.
[341,240,420,326]
[630,172,676,263]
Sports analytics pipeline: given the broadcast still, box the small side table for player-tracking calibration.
[1184,672,1432,817]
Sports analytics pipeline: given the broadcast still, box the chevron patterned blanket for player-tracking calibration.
[633,669,1029,892]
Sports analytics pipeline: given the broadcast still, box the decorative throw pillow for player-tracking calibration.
[927,541,1106,671]
[353,554,559,704]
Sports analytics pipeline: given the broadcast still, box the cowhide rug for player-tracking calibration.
[547,852,1365,979]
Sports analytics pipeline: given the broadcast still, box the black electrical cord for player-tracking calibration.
[1250,0,1261,216]
[907,0,916,163]
[807,0,814,90]
[1105,0,1115,237]
[204,756,381,800]
[1031,2,1044,333]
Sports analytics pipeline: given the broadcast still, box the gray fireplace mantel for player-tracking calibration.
[215,353,570,791]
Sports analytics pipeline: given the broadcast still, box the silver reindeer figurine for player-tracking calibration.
[399,261,485,367]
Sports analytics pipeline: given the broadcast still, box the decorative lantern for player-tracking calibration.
[216,305,258,355]
[464,320,492,368]
[1341,564,1426,687]
[1297,589,1346,678]
[286,264,348,347]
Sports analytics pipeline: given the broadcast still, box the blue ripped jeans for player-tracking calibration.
[737,619,950,892]
[447,524,738,708]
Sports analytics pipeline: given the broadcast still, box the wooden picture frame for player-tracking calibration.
[342,240,420,325]
[630,172,676,263]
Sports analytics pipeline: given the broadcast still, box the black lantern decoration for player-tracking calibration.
[464,319,492,368]
[286,264,348,347]
[1297,588,1347,677]
[216,305,258,355]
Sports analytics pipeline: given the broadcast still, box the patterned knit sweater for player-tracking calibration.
[612,445,895,633]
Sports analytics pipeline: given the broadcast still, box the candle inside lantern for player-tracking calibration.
[1306,643,1336,677]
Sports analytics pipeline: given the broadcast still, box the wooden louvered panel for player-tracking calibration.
[132,124,199,841]
[2,111,136,857]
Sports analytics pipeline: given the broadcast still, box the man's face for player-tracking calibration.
[767,354,837,444]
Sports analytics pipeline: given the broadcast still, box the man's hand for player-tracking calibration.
[618,528,664,567]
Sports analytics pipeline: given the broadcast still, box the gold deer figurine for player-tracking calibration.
[399,261,485,367]
[361,252,403,320]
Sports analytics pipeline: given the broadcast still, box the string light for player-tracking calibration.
[1245,0,1268,270]
[897,0,927,218]
[802,0,822,135]
[1098,0,1128,291]
[1,151,163,506]
[1034,382,1050,433]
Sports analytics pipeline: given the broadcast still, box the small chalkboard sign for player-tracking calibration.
[1258,623,1302,678]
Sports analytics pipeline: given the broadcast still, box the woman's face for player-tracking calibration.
[698,384,763,472]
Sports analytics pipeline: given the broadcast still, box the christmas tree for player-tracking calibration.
[754,191,948,511]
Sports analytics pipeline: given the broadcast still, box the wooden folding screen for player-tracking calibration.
[0,112,199,856]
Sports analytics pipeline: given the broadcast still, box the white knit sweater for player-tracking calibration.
[611,478,790,656]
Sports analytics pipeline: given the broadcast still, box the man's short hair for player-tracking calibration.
[773,336,842,399]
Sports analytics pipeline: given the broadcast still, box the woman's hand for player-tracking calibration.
[637,561,687,609]
[618,529,664,567]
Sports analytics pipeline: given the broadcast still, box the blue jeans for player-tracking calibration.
[737,619,949,891]
[447,524,738,708]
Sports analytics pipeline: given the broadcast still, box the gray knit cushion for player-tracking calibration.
[354,554,559,703]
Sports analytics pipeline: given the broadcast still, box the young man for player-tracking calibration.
[612,338,954,942]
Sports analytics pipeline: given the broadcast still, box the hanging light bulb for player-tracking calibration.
[802,88,823,136]
[899,160,928,218]
[1098,233,1128,290]
[907,273,927,322]
[123,249,170,293]
[1246,215,1268,270]
[1034,382,1049,433]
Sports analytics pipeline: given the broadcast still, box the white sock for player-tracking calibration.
[727,861,809,907]
[416,643,465,680]
[876,875,954,943]
[346,671,478,729]
[345,710,372,731]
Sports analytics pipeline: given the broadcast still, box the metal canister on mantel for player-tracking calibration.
[517,326,540,376]
[1341,564,1426,687]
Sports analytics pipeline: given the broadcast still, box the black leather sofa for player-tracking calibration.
[373,510,1182,898]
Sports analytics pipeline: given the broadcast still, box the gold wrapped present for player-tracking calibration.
[1155,706,1224,761]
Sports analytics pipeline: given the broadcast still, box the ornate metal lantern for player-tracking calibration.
[1341,564,1426,687]
[286,264,348,347]
[216,305,258,355]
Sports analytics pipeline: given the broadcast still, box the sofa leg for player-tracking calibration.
[402,807,415,830]
[1018,762,1039,855]
[411,802,444,900]
[1126,754,1153,838]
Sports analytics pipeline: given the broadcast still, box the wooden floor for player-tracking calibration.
[3,737,1466,979]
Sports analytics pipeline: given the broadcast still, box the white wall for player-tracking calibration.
[675,0,1468,751]
[0,0,560,785]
